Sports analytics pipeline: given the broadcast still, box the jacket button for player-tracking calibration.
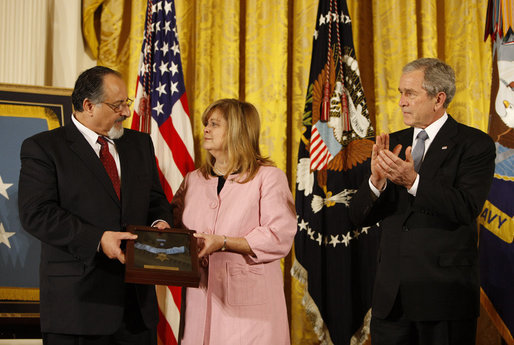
[402,226,409,232]
[210,201,218,209]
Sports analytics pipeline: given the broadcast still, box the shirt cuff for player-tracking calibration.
[151,219,166,227]
[407,174,420,196]
[369,178,386,198]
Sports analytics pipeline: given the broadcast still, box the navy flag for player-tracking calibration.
[292,0,380,344]
[481,3,514,343]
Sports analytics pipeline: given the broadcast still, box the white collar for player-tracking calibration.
[413,112,448,142]
[72,114,114,146]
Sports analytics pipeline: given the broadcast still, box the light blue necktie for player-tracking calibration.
[412,130,428,172]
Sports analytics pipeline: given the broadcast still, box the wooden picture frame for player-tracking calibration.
[0,83,72,333]
[125,225,200,287]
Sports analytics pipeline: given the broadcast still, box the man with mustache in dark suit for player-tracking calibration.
[18,66,172,345]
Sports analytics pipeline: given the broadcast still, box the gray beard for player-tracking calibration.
[107,125,124,139]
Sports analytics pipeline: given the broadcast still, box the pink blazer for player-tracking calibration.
[173,166,297,345]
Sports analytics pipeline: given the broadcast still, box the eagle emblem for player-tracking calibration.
[298,48,374,200]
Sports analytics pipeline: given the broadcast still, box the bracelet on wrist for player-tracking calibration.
[220,235,227,252]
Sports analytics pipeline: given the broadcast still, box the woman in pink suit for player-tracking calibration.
[173,99,297,345]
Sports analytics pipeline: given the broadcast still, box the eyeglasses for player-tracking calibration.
[102,98,133,112]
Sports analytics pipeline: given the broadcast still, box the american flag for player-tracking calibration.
[131,0,195,344]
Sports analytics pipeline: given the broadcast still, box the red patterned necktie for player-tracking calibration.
[97,136,120,199]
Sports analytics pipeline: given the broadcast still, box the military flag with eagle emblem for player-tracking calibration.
[480,1,514,344]
[292,0,380,344]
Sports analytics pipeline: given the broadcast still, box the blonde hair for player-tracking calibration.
[199,98,274,183]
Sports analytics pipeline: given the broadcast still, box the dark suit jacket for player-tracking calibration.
[349,116,495,321]
[18,121,173,335]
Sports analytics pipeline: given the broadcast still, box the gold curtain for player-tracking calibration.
[173,0,492,172]
[174,0,316,171]
[346,1,491,136]
[82,0,491,168]
[84,0,492,343]
[82,0,147,102]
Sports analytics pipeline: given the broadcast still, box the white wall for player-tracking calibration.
[0,0,95,88]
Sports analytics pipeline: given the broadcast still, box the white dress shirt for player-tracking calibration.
[72,114,121,179]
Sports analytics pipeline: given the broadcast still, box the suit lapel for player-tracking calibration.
[115,135,132,204]
[389,128,415,208]
[394,128,414,161]
[65,123,121,205]
[115,133,147,221]
[418,115,458,176]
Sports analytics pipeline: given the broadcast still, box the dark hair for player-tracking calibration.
[71,66,121,112]
[403,58,456,108]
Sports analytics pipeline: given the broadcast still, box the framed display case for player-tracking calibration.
[125,226,200,287]
[0,83,72,338]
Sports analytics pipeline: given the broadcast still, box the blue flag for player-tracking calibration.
[480,7,514,341]
[292,0,380,343]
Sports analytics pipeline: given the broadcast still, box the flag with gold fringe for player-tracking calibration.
[291,0,379,343]
[481,2,514,344]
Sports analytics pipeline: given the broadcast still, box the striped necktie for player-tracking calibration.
[412,130,429,172]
